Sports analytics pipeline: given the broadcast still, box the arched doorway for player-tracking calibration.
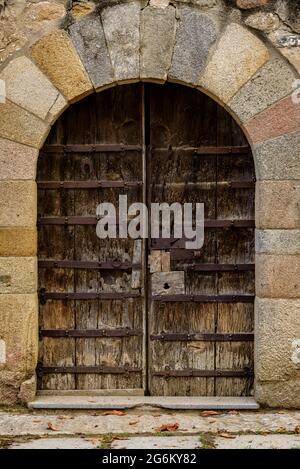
[37,83,255,397]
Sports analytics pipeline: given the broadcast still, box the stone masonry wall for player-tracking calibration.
[0,0,299,406]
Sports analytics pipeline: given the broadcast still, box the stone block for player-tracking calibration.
[0,228,37,257]
[256,254,300,298]
[169,7,218,86]
[256,181,300,229]
[279,48,300,75]
[256,230,300,255]
[245,95,300,144]
[0,181,37,227]
[18,374,37,404]
[101,2,140,82]
[69,15,114,90]
[47,94,68,125]
[253,131,300,180]
[229,59,296,122]
[199,23,269,103]
[0,371,27,406]
[0,101,49,148]
[141,6,176,82]
[255,298,300,382]
[256,379,300,408]
[0,294,38,372]
[0,138,38,180]
[0,257,37,294]
[0,56,62,120]
[30,30,93,102]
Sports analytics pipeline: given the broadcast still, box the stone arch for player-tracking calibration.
[0,1,299,406]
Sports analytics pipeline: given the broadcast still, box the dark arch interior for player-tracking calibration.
[37,83,255,397]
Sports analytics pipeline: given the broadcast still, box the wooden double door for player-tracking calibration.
[37,83,255,396]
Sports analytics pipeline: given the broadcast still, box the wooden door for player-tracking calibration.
[37,83,255,396]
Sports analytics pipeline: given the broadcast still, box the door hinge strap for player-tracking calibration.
[38,260,142,271]
[39,290,141,304]
[37,180,142,189]
[151,294,255,303]
[37,366,142,376]
[41,144,142,154]
[150,333,254,342]
[40,329,143,338]
[152,369,253,378]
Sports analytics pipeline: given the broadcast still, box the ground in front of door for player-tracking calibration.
[1,408,300,449]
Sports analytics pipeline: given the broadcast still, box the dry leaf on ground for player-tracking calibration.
[129,421,139,425]
[200,410,221,417]
[47,422,59,431]
[295,426,300,434]
[218,433,236,439]
[103,410,127,416]
[155,423,179,432]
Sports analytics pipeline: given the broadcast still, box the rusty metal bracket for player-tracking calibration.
[39,290,141,303]
[40,328,143,338]
[37,365,142,376]
[37,180,142,190]
[38,260,142,271]
[151,294,255,303]
[41,144,142,154]
[150,332,254,342]
[152,369,253,378]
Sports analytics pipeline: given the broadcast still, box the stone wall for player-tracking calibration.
[0,0,299,406]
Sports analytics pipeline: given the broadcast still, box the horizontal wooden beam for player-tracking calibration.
[37,181,142,189]
[38,366,142,375]
[41,144,142,153]
[40,329,143,338]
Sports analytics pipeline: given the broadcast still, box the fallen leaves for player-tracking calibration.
[155,423,179,432]
[103,410,127,416]
[295,426,300,434]
[218,433,236,439]
[129,421,139,426]
[200,410,221,417]
[47,422,59,432]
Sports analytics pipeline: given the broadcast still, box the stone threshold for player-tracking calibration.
[29,396,259,410]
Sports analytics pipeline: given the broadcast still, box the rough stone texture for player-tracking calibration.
[256,255,300,298]
[0,56,61,120]
[256,181,300,229]
[71,0,96,18]
[199,23,269,103]
[279,48,300,75]
[0,101,48,148]
[101,2,140,82]
[0,371,27,406]
[253,131,300,180]
[0,257,37,294]
[256,230,300,255]
[111,436,201,449]
[0,138,38,180]
[215,434,300,449]
[10,437,101,449]
[140,6,176,82]
[3,409,300,435]
[229,59,296,122]
[245,95,300,144]
[69,15,114,90]
[18,375,37,404]
[256,380,300,408]
[244,12,280,32]
[0,181,37,227]
[30,30,93,102]
[150,0,169,7]
[0,293,38,371]
[169,7,218,86]
[255,298,300,383]
[237,0,269,8]
[0,1,67,65]
[0,228,37,257]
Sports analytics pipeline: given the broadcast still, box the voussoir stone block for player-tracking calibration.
[256,254,300,298]
[69,15,114,90]
[0,138,38,180]
[229,58,296,122]
[30,30,93,102]
[0,294,38,373]
[0,228,37,257]
[256,181,300,229]
[256,230,300,255]
[253,130,300,180]
[141,6,176,82]
[0,56,62,120]
[0,257,37,294]
[101,2,140,83]
[255,298,300,382]
[245,95,300,144]
[169,7,218,86]
[0,101,49,148]
[199,23,269,103]
[0,181,37,227]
